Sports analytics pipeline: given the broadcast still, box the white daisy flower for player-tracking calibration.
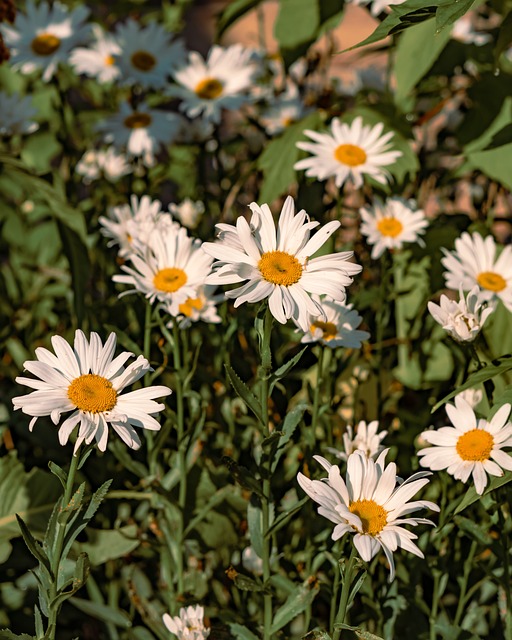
[0,91,38,135]
[168,198,205,230]
[69,24,121,84]
[441,232,512,311]
[456,388,483,409]
[260,84,311,136]
[428,285,495,343]
[164,285,222,328]
[113,224,213,316]
[163,605,210,640]
[451,14,492,46]
[359,197,428,259]
[99,195,175,258]
[97,102,181,164]
[418,397,512,495]
[12,330,171,454]
[114,18,184,89]
[328,420,388,462]
[299,298,370,348]
[170,44,260,124]
[297,450,439,581]
[295,116,402,189]
[202,196,362,331]
[76,148,131,184]
[1,0,89,82]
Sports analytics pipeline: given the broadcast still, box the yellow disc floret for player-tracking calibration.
[311,320,337,342]
[130,50,157,72]
[31,33,61,56]
[477,271,506,292]
[68,374,117,413]
[123,112,152,129]
[258,251,303,286]
[179,297,203,317]
[334,143,367,167]
[376,217,403,238]
[349,499,388,535]
[456,429,494,462]
[195,77,224,100]
[153,267,188,293]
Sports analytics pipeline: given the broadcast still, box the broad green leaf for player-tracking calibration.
[436,0,475,32]
[454,471,512,515]
[229,624,260,640]
[57,222,90,329]
[217,0,263,37]
[466,144,512,191]
[258,112,321,204]
[69,597,132,628]
[271,578,320,634]
[78,525,140,566]
[225,363,264,425]
[432,355,512,411]
[247,499,264,559]
[20,132,62,174]
[274,0,319,50]
[394,19,452,109]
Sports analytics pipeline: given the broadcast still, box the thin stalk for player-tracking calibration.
[329,555,342,632]
[498,505,512,640]
[47,448,81,639]
[453,540,478,627]
[332,546,358,640]
[143,303,155,464]
[392,251,409,376]
[259,306,273,640]
[310,346,325,451]
[429,569,442,640]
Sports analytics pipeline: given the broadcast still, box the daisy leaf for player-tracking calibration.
[454,471,512,515]
[225,364,265,426]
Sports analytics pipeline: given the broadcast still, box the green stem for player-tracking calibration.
[47,448,81,638]
[310,346,325,451]
[498,504,512,640]
[259,306,273,640]
[329,555,342,632]
[429,569,442,640]
[453,540,478,627]
[392,251,409,376]
[332,546,358,640]
[143,303,156,465]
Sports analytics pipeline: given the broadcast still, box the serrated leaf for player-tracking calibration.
[270,578,320,634]
[271,403,307,472]
[266,497,308,538]
[69,597,132,628]
[34,605,44,640]
[225,364,264,425]
[228,623,260,640]
[0,631,36,640]
[247,498,264,559]
[454,471,512,515]
[432,355,512,411]
[15,515,53,579]
[270,347,308,392]
[58,482,85,524]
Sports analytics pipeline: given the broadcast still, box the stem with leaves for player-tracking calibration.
[332,545,358,640]
[453,539,478,627]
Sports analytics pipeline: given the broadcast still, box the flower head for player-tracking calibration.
[297,450,438,580]
[164,285,222,328]
[0,91,38,135]
[12,330,171,454]
[163,605,210,640]
[170,44,260,123]
[260,83,311,136]
[168,198,205,230]
[294,116,402,189]
[360,197,428,259]
[428,285,494,343]
[299,298,370,348]
[328,420,388,462]
[1,0,90,81]
[202,196,362,331]
[76,148,131,184]
[69,24,121,83]
[441,232,512,311]
[418,397,512,495]
[114,19,185,89]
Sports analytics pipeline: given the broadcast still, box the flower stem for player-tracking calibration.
[332,546,358,640]
[429,569,442,640]
[143,303,156,465]
[47,447,81,639]
[259,306,273,640]
[453,540,478,627]
[310,346,325,450]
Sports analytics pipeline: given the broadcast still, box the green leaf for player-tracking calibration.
[57,483,85,524]
[494,10,512,65]
[78,525,140,565]
[225,364,264,425]
[69,597,132,628]
[432,355,512,412]
[34,605,44,640]
[15,515,53,578]
[454,471,512,515]
[48,462,67,490]
[266,497,308,538]
[49,553,91,610]
[0,631,36,640]
[231,571,266,592]
[20,132,62,173]
[217,0,263,37]
[270,347,308,392]
[274,0,319,50]
[394,18,452,110]
[57,222,90,328]
[222,457,264,498]
[435,0,475,32]
[271,403,307,472]
[0,453,61,546]
[453,516,493,545]
[270,578,320,634]
[247,498,264,559]
[465,143,512,191]
[336,626,384,640]
[258,111,321,203]
[228,623,260,640]
[302,632,332,640]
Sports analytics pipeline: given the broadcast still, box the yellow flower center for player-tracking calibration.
[104,54,115,66]
[311,320,337,341]
[477,271,506,292]
[282,116,296,127]
[179,297,203,317]
[130,50,157,72]
[456,429,494,462]
[195,77,224,100]
[67,374,117,413]
[376,216,403,238]
[258,251,303,286]
[349,499,388,535]
[334,143,367,167]
[153,267,188,293]
[31,33,61,56]
[123,112,152,129]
